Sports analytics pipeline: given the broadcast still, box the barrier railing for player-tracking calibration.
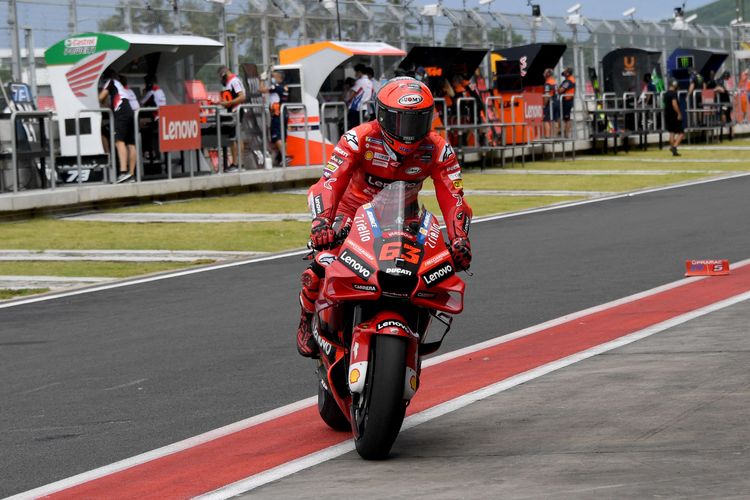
[320,101,348,165]
[280,103,310,168]
[9,110,56,192]
[75,108,115,184]
[456,96,480,148]
[133,106,159,182]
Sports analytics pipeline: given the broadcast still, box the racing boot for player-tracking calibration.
[296,267,321,358]
[296,308,318,358]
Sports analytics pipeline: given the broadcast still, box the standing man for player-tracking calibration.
[687,67,705,126]
[99,70,136,183]
[140,74,167,161]
[346,63,373,128]
[714,70,733,139]
[542,68,557,137]
[217,65,247,172]
[664,80,684,156]
[264,70,289,166]
[141,74,167,112]
[556,67,576,138]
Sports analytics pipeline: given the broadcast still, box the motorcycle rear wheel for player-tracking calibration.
[353,335,407,460]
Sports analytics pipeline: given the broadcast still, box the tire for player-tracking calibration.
[353,335,408,460]
[317,367,350,431]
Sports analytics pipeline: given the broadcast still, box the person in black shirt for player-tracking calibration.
[663,80,684,156]
[715,70,733,139]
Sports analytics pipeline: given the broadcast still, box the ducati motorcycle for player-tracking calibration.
[310,181,465,459]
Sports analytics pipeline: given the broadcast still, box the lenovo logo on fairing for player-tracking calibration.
[422,262,454,287]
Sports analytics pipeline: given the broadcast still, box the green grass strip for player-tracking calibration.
[0,288,49,300]
[0,261,212,278]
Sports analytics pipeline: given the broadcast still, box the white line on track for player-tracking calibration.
[13,259,750,499]
[2,171,749,312]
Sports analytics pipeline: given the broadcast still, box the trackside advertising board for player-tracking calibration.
[159,104,202,152]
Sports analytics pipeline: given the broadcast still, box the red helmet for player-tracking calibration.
[376,77,434,156]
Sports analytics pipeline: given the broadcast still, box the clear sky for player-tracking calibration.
[444,0,715,21]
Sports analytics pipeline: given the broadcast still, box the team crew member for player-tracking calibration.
[141,74,167,114]
[715,70,733,139]
[664,80,684,156]
[347,63,374,128]
[139,74,167,160]
[264,70,289,166]
[217,66,247,172]
[296,78,473,357]
[557,67,575,138]
[542,68,557,137]
[99,70,136,184]
[687,67,705,125]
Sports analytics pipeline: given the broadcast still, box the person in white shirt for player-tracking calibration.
[216,65,247,172]
[140,74,167,113]
[347,63,373,127]
[98,69,136,183]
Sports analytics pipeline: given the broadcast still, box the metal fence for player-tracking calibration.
[2,0,747,96]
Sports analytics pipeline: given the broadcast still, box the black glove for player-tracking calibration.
[310,216,336,250]
[449,237,472,271]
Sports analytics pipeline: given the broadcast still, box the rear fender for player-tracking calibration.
[348,311,420,400]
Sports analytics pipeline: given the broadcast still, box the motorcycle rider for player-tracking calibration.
[297,77,473,357]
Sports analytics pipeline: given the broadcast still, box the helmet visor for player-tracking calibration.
[377,104,433,143]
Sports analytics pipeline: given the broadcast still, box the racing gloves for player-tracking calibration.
[311,216,336,250]
[449,237,472,271]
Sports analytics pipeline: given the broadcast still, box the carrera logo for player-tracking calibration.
[422,262,454,287]
[352,283,377,292]
[376,320,411,333]
[397,94,424,106]
[339,250,374,281]
[65,52,107,97]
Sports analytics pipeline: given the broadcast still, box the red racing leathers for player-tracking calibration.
[299,120,472,315]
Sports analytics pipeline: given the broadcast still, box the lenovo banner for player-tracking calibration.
[524,93,544,127]
[159,104,201,152]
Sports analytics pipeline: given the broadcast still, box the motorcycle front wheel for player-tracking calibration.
[353,335,407,459]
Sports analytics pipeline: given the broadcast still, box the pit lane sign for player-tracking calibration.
[159,104,202,152]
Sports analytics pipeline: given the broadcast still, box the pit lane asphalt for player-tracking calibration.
[2,174,750,496]
[248,295,750,499]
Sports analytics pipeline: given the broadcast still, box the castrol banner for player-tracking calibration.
[524,93,544,127]
[159,104,202,152]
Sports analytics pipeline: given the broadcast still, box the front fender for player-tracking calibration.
[348,311,420,400]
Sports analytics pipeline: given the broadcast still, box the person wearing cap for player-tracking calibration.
[543,68,557,137]
[216,65,247,172]
[262,70,289,166]
[663,80,684,156]
[556,67,576,138]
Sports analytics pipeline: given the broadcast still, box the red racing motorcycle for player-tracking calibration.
[310,181,465,459]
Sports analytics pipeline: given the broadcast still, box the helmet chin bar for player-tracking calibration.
[381,131,422,163]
